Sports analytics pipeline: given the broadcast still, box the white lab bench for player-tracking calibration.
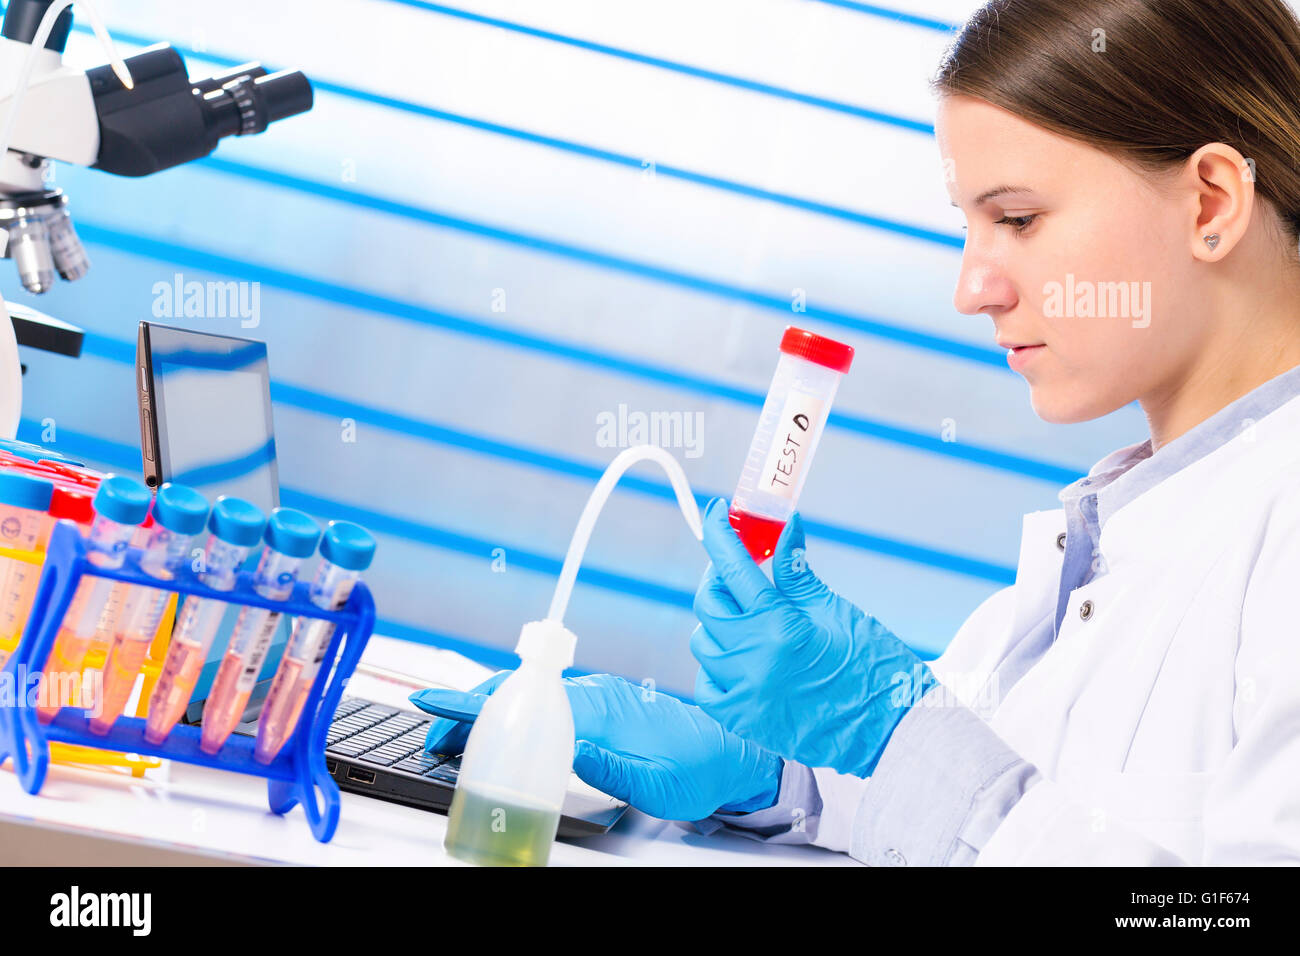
[0,636,856,866]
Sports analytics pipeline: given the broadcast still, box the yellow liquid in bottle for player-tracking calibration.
[444,785,562,867]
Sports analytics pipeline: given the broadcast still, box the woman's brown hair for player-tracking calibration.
[932,0,1300,252]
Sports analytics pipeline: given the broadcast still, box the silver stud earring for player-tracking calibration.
[1204,234,1221,252]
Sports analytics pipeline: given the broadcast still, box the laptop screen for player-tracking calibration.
[144,323,279,513]
[137,322,287,719]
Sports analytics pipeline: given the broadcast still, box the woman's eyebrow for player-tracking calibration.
[951,185,1037,207]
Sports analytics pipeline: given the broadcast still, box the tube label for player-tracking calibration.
[236,610,284,692]
[759,390,824,500]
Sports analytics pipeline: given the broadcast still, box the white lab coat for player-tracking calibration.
[810,391,1300,864]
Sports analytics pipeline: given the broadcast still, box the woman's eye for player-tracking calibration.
[994,214,1038,234]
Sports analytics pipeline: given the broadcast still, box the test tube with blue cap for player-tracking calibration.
[254,520,375,764]
[0,471,53,668]
[37,475,152,722]
[89,483,210,736]
[200,507,322,754]
[144,496,266,745]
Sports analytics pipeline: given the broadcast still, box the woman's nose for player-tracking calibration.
[953,250,1017,316]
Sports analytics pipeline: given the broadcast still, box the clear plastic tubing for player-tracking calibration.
[729,326,855,563]
[254,520,376,764]
[445,445,705,866]
[37,475,152,722]
[201,507,321,755]
[89,483,210,736]
[546,444,701,624]
[144,496,266,745]
[0,471,53,665]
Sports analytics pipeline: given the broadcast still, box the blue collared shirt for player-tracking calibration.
[697,360,1300,863]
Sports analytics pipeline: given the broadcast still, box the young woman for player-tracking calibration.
[414,0,1300,865]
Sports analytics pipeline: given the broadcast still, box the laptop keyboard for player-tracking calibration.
[326,697,461,784]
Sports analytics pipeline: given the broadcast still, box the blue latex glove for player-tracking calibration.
[408,672,783,821]
[690,497,937,777]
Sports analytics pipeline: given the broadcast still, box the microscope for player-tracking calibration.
[0,0,313,436]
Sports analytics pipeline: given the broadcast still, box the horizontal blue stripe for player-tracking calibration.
[6,418,700,692]
[311,81,947,241]
[27,418,1014,592]
[271,385,1015,583]
[88,23,952,253]
[371,617,523,674]
[373,617,696,700]
[76,332,133,363]
[70,332,1018,584]
[72,228,1084,486]
[196,158,979,364]
[153,341,266,372]
[20,423,143,474]
[278,487,694,608]
[808,0,961,32]
[84,13,934,133]
[169,437,278,489]
[16,421,697,607]
[27,404,1013,600]
[17,408,1013,624]
[377,1,935,132]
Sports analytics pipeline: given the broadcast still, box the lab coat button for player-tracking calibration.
[1079,600,1094,621]
[1056,532,1066,551]
[885,848,907,866]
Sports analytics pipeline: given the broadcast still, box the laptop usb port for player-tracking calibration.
[326,760,337,775]
[347,767,376,785]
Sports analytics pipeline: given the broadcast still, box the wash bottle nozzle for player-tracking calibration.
[445,444,699,866]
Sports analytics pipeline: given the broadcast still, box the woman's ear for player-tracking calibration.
[1184,142,1255,261]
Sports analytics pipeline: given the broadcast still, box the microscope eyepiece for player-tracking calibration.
[190,62,269,96]
[89,45,313,177]
[0,0,72,53]
[202,70,314,139]
[0,29,312,294]
[256,71,314,126]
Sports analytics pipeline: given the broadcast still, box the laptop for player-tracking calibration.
[135,321,629,838]
[241,697,626,837]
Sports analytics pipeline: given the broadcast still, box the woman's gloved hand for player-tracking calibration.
[408,672,783,821]
[691,497,937,778]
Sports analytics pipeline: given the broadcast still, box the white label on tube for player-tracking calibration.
[759,391,824,500]
[237,611,283,692]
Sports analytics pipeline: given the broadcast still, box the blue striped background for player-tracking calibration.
[11,0,1146,698]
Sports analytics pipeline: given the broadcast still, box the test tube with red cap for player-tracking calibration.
[2,486,100,658]
[37,475,153,721]
[0,472,53,667]
[728,326,855,562]
[27,486,99,662]
[0,464,102,664]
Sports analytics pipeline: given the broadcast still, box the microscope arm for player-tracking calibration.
[0,35,98,180]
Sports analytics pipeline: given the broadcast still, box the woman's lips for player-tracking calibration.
[1006,343,1045,371]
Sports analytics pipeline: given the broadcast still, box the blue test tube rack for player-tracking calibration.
[0,519,376,843]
